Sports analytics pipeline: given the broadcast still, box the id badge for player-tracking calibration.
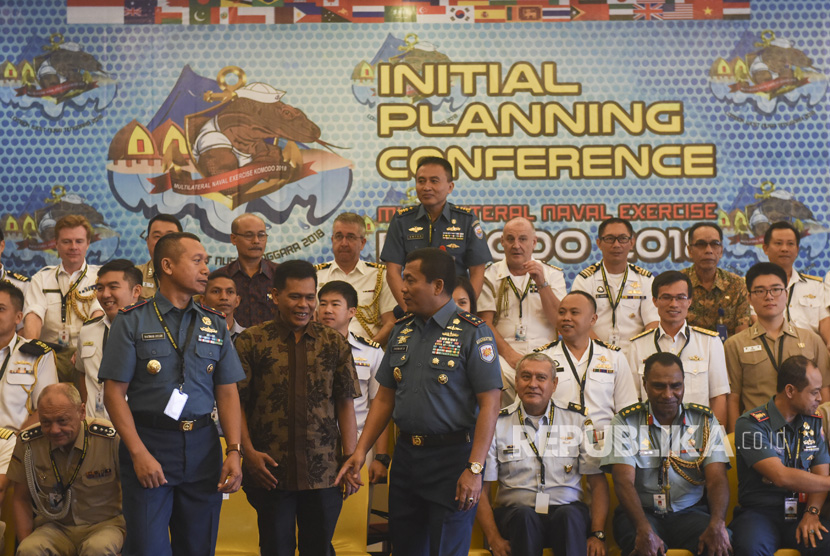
[784,497,798,521]
[163,389,189,420]
[95,389,105,414]
[535,491,550,514]
[653,494,667,515]
[515,323,527,342]
[58,328,69,346]
[609,327,620,346]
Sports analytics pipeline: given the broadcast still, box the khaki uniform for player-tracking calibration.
[135,261,157,300]
[749,270,828,336]
[75,316,109,420]
[7,419,125,556]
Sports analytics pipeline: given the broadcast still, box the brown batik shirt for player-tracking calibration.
[235,319,360,491]
[682,266,751,337]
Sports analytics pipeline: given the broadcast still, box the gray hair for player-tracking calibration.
[516,352,557,377]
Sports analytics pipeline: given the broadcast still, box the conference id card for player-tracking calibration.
[653,494,667,515]
[784,497,798,521]
[535,492,550,514]
[164,389,189,420]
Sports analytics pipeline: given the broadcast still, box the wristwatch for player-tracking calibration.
[374,454,392,468]
[466,461,484,475]
[225,443,243,457]
[589,531,606,542]
[808,506,821,516]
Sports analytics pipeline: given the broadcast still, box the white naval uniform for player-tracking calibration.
[626,322,730,406]
[534,338,638,441]
[0,334,59,472]
[479,259,567,406]
[485,399,600,509]
[348,332,383,437]
[751,270,828,336]
[75,315,110,420]
[570,261,659,350]
[315,260,397,340]
[23,261,102,347]
[0,266,29,294]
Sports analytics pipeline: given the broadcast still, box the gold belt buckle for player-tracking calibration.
[411,435,424,446]
[181,420,194,432]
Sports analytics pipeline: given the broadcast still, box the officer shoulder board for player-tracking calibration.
[19,426,43,442]
[593,338,621,351]
[578,262,601,279]
[353,334,381,349]
[628,263,653,278]
[314,262,333,271]
[88,420,117,438]
[120,299,150,313]
[619,402,646,418]
[9,271,29,282]
[499,407,510,416]
[533,339,560,352]
[396,206,417,215]
[458,311,484,327]
[18,340,54,357]
[690,325,719,337]
[197,302,225,318]
[749,409,769,422]
[450,205,473,215]
[684,403,714,417]
[83,314,105,326]
[800,273,822,282]
[395,313,415,324]
[366,262,386,269]
[629,328,654,343]
[0,428,12,441]
[566,402,586,416]
[543,261,563,272]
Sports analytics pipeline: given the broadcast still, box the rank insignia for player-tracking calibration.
[688,355,702,361]
[447,226,461,232]
[393,367,402,382]
[453,319,460,325]
[446,243,460,249]
[202,316,211,325]
[409,226,423,233]
[564,464,573,473]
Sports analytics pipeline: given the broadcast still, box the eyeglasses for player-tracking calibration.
[750,287,787,298]
[234,232,267,241]
[657,294,690,302]
[691,240,723,249]
[332,233,364,243]
[599,235,632,245]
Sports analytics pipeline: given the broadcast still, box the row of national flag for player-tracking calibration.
[67,0,750,24]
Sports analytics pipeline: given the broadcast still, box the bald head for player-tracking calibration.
[230,213,268,261]
[38,383,82,408]
[502,217,537,269]
[37,384,85,449]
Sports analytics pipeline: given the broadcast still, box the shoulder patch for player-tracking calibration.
[749,410,769,422]
[10,272,29,282]
[593,338,621,351]
[533,339,560,352]
[801,273,822,282]
[396,206,417,215]
[578,262,601,279]
[543,261,563,271]
[567,402,586,415]
[83,314,105,326]
[630,328,654,342]
[120,299,150,313]
[314,262,333,271]
[684,403,714,417]
[197,302,225,318]
[619,402,646,417]
[690,325,719,337]
[18,340,53,357]
[629,264,653,277]
[458,311,484,326]
[395,313,415,324]
[88,421,117,438]
[354,334,381,349]
[366,261,386,269]
[20,426,43,442]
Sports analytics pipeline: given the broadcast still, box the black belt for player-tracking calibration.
[133,413,213,432]
[400,430,471,447]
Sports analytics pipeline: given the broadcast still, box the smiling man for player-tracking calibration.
[235,260,360,556]
[136,214,182,300]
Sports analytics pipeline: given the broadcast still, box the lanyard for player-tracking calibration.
[506,276,532,320]
[599,263,628,330]
[562,342,594,408]
[759,334,785,373]
[517,403,555,487]
[785,282,796,323]
[152,301,196,390]
[50,421,89,496]
[653,326,691,359]
[54,265,88,324]
[0,336,20,382]
[766,402,802,472]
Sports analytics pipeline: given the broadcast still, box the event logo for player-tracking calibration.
[0,33,118,121]
[709,30,828,115]
[1,185,120,269]
[352,33,470,115]
[107,65,353,240]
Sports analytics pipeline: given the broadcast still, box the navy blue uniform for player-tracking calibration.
[732,397,830,556]
[380,203,491,277]
[376,300,502,556]
[99,293,245,556]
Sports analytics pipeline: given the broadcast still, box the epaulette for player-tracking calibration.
[458,311,484,326]
[811,410,823,419]
[314,262,333,271]
[499,408,510,416]
[619,402,646,417]
[450,205,473,214]
[396,206,417,215]
[366,261,386,269]
[120,299,149,313]
[83,314,105,326]
[88,420,117,438]
[579,262,601,279]
[801,273,822,282]
[18,340,53,357]
[630,328,654,342]
[690,325,719,337]
[353,334,381,349]
[567,402,586,415]
[543,261,563,272]
[749,409,769,422]
[0,428,13,441]
[533,339,560,352]
[19,426,43,443]
[395,313,414,324]
[593,338,621,351]
[629,264,653,277]
[10,272,28,282]
[197,301,225,318]
[684,403,714,417]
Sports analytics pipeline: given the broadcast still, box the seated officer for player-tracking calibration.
[732,355,830,556]
[8,384,125,556]
[478,217,567,406]
[476,353,609,556]
[627,270,730,425]
[602,352,731,556]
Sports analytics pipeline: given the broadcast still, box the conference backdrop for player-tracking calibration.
[1,0,827,285]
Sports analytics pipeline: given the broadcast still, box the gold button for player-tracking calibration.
[147,360,161,374]
[438,374,448,384]
[432,357,439,365]
[448,360,455,368]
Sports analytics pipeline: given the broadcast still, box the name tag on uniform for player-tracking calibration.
[743,345,763,353]
[142,333,165,341]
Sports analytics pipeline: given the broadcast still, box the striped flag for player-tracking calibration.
[661,1,692,19]
[351,5,385,21]
[67,0,125,23]
[723,0,750,19]
[474,5,506,21]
